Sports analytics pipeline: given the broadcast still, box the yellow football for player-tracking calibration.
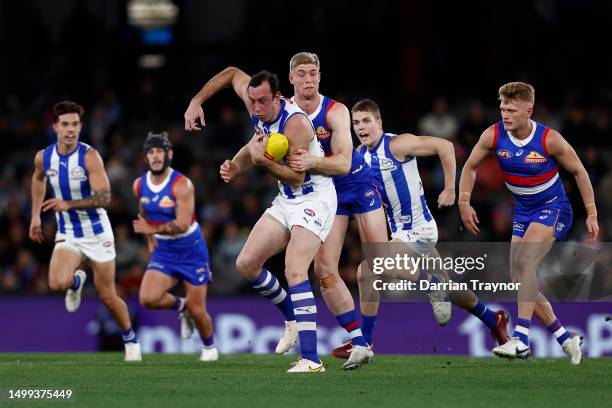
[264,132,289,161]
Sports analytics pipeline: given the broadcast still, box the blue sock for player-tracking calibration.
[173,297,186,312]
[419,269,440,293]
[469,301,497,330]
[546,318,571,345]
[202,334,215,347]
[122,328,138,344]
[336,311,368,347]
[514,318,530,345]
[71,274,81,290]
[289,280,319,363]
[249,269,295,321]
[361,315,377,345]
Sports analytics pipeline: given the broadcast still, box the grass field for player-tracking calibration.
[1,353,611,407]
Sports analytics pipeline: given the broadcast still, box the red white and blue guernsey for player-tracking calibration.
[251,98,334,199]
[135,169,211,285]
[297,94,382,216]
[360,133,435,235]
[493,120,573,241]
[43,142,112,238]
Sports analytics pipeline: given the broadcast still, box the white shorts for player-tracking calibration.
[391,222,438,256]
[54,232,116,263]
[265,188,337,242]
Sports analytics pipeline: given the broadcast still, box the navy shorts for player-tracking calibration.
[335,179,382,216]
[512,199,573,241]
[147,233,212,286]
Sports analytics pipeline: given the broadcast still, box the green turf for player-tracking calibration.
[0,353,610,407]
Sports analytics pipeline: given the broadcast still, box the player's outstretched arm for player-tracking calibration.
[251,115,310,188]
[287,103,352,175]
[457,126,495,235]
[41,149,111,213]
[185,67,252,130]
[546,130,599,242]
[29,150,46,243]
[390,133,456,207]
[220,143,254,183]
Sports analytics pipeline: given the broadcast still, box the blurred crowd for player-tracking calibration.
[1,88,611,297]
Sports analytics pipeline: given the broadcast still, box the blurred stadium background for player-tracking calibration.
[1,0,611,357]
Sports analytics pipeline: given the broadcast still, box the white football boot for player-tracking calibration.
[199,346,219,362]
[427,278,452,326]
[287,358,325,373]
[342,345,374,370]
[179,309,195,340]
[65,269,87,313]
[124,342,142,362]
[275,320,298,354]
[562,333,584,365]
[492,337,530,359]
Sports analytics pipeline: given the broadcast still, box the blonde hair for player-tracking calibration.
[289,52,320,72]
[498,82,535,105]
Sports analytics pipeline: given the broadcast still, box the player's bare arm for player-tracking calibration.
[220,143,254,183]
[133,177,195,236]
[132,179,157,253]
[41,149,111,213]
[545,130,599,242]
[29,150,46,243]
[390,133,456,208]
[251,114,310,188]
[185,66,252,130]
[458,126,496,235]
[287,103,352,175]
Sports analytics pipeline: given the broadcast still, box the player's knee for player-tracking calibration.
[186,300,204,318]
[98,290,116,307]
[235,252,261,279]
[139,292,158,309]
[48,276,71,292]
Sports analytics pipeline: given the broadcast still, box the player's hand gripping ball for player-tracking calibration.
[264,132,289,161]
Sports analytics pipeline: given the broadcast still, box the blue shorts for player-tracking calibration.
[335,179,382,216]
[147,232,212,286]
[512,199,573,241]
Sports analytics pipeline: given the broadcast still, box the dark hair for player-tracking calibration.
[53,100,85,123]
[351,99,381,120]
[248,70,280,95]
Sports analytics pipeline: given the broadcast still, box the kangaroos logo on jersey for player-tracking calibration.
[159,196,175,208]
[316,126,331,140]
[380,158,397,171]
[496,149,512,159]
[70,166,87,181]
[524,151,547,164]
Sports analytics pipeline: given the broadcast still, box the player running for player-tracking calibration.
[187,70,336,373]
[459,82,598,364]
[29,101,141,362]
[132,132,218,362]
[339,99,510,357]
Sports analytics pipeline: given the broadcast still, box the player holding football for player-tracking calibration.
[132,132,218,362]
[29,101,141,362]
[459,82,598,364]
[350,98,510,352]
[187,70,336,373]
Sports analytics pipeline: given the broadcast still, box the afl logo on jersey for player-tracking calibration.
[159,195,175,208]
[70,166,87,181]
[140,197,150,205]
[316,126,331,140]
[496,149,512,159]
[46,169,58,177]
[524,151,547,164]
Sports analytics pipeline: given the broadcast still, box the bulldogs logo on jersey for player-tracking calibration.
[316,125,331,140]
[524,151,547,164]
[159,196,175,208]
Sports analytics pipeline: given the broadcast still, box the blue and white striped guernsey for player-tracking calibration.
[43,142,111,238]
[251,98,333,199]
[360,133,433,233]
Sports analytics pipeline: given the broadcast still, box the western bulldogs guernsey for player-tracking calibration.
[299,95,382,216]
[360,133,434,233]
[251,98,333,199]
[493,120,572,240]
[136,169,211,285]
[43,142,112,238]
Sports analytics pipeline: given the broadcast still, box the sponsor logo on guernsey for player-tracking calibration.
[314,218,322,227]
[515,149,524,157]
[379,158,397,171]
[196,267,206,274]
[46,169,58,177]
[556,223,565,232]
[541,209,553,214]
[159,195,175,208]
[304,208,315,217]
[545,196,558,204]
[513,222,525,232]
[70,166,87,181]
[351,164,364,175]
[103,241,113,248]
[496,149,512,159]
[365,190,375,198]
[539,215,549,220]
[316,125,331,140]
[524,151,547,164]
[399,215,412,224]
